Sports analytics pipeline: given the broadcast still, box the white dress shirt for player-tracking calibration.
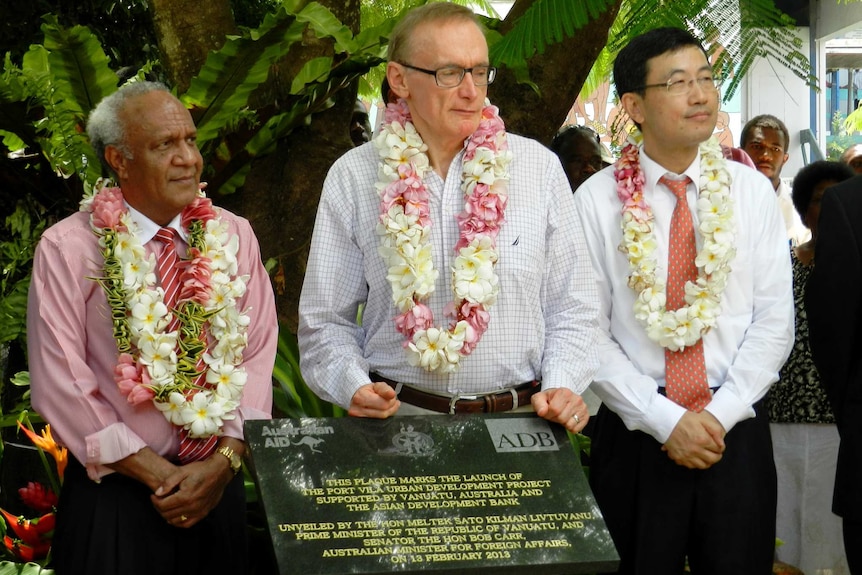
[575,147,794,443]
[298,134,600,409]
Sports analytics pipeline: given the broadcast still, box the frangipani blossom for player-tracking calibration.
[129,290,170,333]
[155,391,188,426]
[181,391,225,438]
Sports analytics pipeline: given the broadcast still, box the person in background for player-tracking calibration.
[740,114,809,245]
[840,143,862,175]
[550,124,605,191]
[27,82,278,575]
[298,3,599,431]
[768,160,853,575]
[806,171,862,574]
[575,27,794,574]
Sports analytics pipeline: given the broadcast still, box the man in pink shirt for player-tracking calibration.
[27,82,278,574]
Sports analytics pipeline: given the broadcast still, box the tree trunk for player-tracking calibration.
[235,0,361,332]
[493,0,623,146]
[148,0,621,332]
[148,0,237,93]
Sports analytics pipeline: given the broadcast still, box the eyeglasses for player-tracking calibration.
[746,141,785,157]
[637,76,720,96]
[398,63,497,88]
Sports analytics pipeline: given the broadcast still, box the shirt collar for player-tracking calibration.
[639,145,702,193]
[125,203,188,244]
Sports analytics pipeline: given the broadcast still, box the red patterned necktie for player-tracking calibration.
[154,228,218,462]
[660,176,711,412]
[154,228,181,329]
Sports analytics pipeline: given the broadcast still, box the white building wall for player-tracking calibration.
[742,28,811,182]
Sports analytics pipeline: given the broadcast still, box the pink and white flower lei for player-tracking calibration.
[373,99,512,372]
[86,186,250,438]
[615,136,736,351]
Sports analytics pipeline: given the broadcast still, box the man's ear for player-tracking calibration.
[386,61,409,100]
[621,93,645,126]
[104,145,129,180]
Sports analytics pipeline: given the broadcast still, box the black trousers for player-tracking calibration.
[844,517,862,574]
[589,402,776,575]
[51,457,247,575]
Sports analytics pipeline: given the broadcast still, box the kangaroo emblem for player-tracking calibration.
[292,436,325,453]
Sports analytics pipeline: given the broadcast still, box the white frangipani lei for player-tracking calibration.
[373,98,511,373]
[87,187,250,437]
[615,136,736,351]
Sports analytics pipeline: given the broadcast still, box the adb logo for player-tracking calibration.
[483,418,560,453]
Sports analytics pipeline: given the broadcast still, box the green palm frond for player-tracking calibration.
[489,0,617,67]
[13,16,115,187]
[609,0,815,102]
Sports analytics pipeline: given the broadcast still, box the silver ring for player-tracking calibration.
[573,414,580,424]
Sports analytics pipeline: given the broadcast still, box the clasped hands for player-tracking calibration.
[150,457,233,528]
[662,409,726,469]
[109,446,234,529]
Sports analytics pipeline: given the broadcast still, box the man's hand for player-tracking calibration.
[151,457,235,527]
[348,381,400,418]
[531,387,589,433]
[662,410,727,469]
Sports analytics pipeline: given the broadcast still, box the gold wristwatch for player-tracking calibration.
[216,445,242,475]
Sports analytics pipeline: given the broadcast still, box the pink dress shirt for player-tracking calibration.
[27,207,277,480]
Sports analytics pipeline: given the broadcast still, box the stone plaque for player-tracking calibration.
[245,414,619,575]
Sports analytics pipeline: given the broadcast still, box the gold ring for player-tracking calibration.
[180,515,188,522]
[573,414,580,424]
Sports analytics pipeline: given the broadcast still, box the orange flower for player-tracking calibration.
[3,534,52,562]
[0,509,55,547]
[17,422,68,480]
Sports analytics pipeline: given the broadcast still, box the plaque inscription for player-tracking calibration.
[245,414,618,575]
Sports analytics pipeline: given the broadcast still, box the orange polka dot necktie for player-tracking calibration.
[154,227,219,462]
[660,176,711,412]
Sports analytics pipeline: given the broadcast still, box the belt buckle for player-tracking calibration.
[449,394,478,415]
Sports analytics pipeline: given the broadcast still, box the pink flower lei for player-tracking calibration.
[86,186,250,437]
[373,99,512,373]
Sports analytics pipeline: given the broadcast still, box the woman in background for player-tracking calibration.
[769,160,854,574]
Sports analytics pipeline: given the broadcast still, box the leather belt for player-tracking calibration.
[370,373,540,415]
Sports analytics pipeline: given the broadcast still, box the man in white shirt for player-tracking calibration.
[740,114,810,245]
[298,3,599,432]
[575,27,793,574]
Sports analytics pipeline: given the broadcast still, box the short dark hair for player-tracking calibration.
[613,27,708,98]
[740,114,790,151]
[550,125,600,155]
[791,160,854,218]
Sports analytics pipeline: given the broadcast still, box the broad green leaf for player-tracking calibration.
[296,2,355,53]
[0,129,26,152]
[40,15,117,116]
[182,8,307,148]
[291,57,334,94]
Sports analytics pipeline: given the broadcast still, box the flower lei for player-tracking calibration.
[85,187,250,438]
[615,136,736,351]
[373,99,512,373]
